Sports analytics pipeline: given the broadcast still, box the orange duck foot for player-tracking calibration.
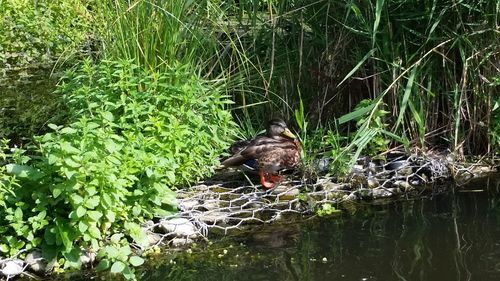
[259,170,282,189]
[268,173,283,183]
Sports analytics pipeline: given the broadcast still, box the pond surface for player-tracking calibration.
[0,67,62,144]
[139,175,500,281]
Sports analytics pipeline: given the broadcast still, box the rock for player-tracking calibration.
[158,218,198,238]
[25,250,46,273]
[410,179,422,186]
[367,177,379,188]
[343,193,358,201]
[279,188,300,200]
[178,199,199,211]
[198,211,230,224]
[351,164,365,174]
[200,201,220,211]
[1,259,24,277]
[142,220,155,229]
[371,188,395,198]
[317,157,330,173]
[384,160,408,171]
[147,232,163,245]
[80,250,96,265]
[322,182,346,192]
[170,238,194,247]
[273,186,300,200]
[397,166,413,176]
[393,180,412,190]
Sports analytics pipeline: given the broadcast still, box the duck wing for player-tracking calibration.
[221,137,296,167]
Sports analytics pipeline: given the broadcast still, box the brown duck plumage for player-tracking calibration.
[222,119,301,189]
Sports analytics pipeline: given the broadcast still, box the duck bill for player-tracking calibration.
[282,128,297,139]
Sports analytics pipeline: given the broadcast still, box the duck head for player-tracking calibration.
[267,118,297,139]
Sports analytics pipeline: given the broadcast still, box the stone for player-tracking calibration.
[158,218,198,238]
[322,182,345,192]
[393,180,412,190]
[1,259,24,277]
[178,199,199,211]
[317,157,330,173]
[198,211,230,224]
[25,250,46,273]
[351,165,365,174]
[371,188,395,198]
[343,193,358,201]
[200,201,220,211]
[142,220,155,229]
[170,238,194,247]
[80,250,96,265]
[279,188,300,200]
[367,177,379,188]
[147,232,163,245]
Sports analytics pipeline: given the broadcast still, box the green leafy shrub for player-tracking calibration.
[0,59,236,277]
[0,0,92,68]
[57,59,236,185]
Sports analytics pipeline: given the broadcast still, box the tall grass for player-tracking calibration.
[207,0,499,161]
[88,0,499,161]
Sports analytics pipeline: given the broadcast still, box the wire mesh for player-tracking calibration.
[143,151,498,247]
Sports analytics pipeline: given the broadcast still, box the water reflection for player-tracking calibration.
[140,176,500,281]
[0,67,61,144]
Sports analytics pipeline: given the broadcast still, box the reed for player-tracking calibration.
[214,0,499,159]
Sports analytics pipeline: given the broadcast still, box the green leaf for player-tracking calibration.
[56,221,73,252]
[60,142,80,154]
[165,171,176,183]
[102,111,114,122]
[14,207,23,220]
[63,248,82,269]
[102,193,112,206]
[338,102,376,124]
[105,139,121,153]
[87,122,100,130]
[95,259,110,271]
[87,211,103,221]
[104,245,119,259]
[129,256,144,267]
[88,225,101,238]
[76,206,86,218]
[337,49,375,87]
[48,124,61,131]
[0,244,9,253]
[122,265,135,280]
[394,66,417,130]
[60,127,77,134]
[44,227,56,245]
[47,154,59,165]
[64,158,81,168]
[110,233,123,244]
[118,245,132,258]
[132,205,141,216]
[52,185,63,198]
[372,0,385,46]
[71,194,84,205]
[85,196,100,209]
[78,221,88,233]
[106,210,116,222]
[6,164,44,181]
[110,261,126,273]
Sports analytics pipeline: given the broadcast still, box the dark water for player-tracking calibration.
[0,67,62,144]
[140,175,500,281]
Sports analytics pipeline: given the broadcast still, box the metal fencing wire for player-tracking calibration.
[143,152,496,248]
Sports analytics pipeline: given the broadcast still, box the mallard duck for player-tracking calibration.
[222,119,301,189]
